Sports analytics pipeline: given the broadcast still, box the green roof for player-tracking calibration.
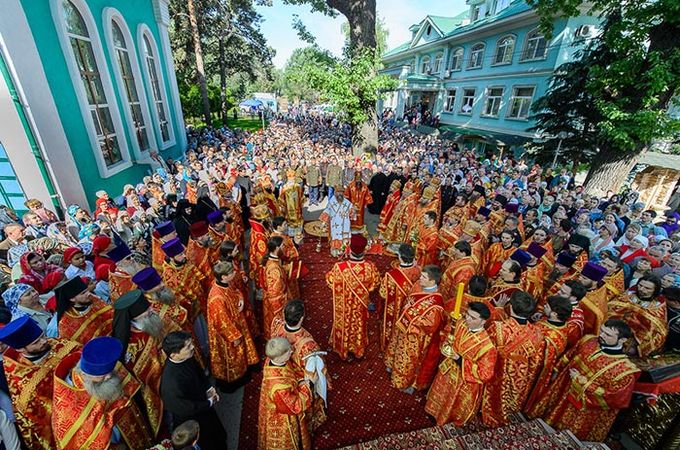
[383,0,532,59]
[405,74,440,82]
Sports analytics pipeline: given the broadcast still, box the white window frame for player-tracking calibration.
[50,0,133,178]
[521,28,548,61]
[103,8,155,160]
[507,85,535,120]
[445,89,456,112]
[471,5,482,21]
[468,43,485,69]
[433,52,444,74]
[420,55,431,74]
[460,87,476,115]
[482,86,504,117]
[493,35,515,66]
[449,47,463,71]
[138,25,175,149]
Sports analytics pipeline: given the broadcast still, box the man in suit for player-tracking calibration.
[160,331,226,450]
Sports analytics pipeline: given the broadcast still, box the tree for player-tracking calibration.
[186,0,212,125]
[281,46,336,102]
[281,0,382,155]
[528,0,680,195]
[341,16,389,58]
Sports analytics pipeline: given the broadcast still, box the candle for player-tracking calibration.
[453,282,464,320]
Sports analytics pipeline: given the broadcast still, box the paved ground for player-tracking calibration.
[215,193,380,449]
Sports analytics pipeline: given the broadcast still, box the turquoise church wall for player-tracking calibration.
[19,0,184,208]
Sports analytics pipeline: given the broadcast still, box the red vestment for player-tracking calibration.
[440,257,476,302]
[604,270,626,302]
[3,340,79,449]
[161,260,206,320]
[249,219,269,284]
[186,239,217,291]
[543,336,640,441]
[344,181,373,230]
[378,264,421,350]
[524,320,570,418]
[522,264,545,300]
[207,281,258,382]
[326,259,380,360]
[108,270,134,302]
[58,297,113,345]
[425,321,496,426]
[581,284,609,335]
[385,288,445,390]
[480,317,545,427]
[258,360,313,450]
[607,295,668,356]
[279,182,304,228]
[262,257,290,340]
[383,194,417,243]
[482,243,515,278]
[377,189,401,235]
[415,225,439,267]
[52,354,152,449]
[151,235,164,270]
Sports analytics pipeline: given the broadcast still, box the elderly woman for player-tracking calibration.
[1,283,57,336]
[591,224,618,262]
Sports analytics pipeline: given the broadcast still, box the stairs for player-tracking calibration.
[337,416,611,450]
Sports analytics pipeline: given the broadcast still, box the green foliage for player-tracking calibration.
[528,0,680,163]
[341,16,389,58]
[281,46,337,102]
[180,82,234,120]
[301,49,397,125]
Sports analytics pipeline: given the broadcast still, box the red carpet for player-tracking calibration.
[238,240,436,449]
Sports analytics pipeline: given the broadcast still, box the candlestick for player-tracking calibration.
[453,282,464,320]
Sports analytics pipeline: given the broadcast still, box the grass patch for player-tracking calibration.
[185,114,268,132]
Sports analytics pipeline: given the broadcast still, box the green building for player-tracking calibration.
[0,0,185,215]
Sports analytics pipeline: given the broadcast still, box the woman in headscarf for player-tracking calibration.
[92,235,116,271]
[17,252,62,294]
[77,223,101,244]
[66,204,92,240]
[2,283,57,335]
[619,235,649,264]
[590,224,618,263]
[114,211,135,243]
[47,221,79,248]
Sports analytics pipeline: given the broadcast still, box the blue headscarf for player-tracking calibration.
[2,284,33,318]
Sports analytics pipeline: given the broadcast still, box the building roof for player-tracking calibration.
[639,152,680,171]
[382,0,532,59]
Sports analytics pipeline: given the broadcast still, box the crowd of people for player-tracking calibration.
[0,112,676,449]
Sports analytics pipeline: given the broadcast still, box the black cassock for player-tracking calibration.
[368,172,391,215]
[160,357,227,450]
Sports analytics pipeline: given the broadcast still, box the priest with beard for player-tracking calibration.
[113,290,173,438]
[0,316,80,449]
[160,331,227,450]
[107,242,143,302]
[132,266,190,334]
[52,336,153,449]
[55,276,113,345]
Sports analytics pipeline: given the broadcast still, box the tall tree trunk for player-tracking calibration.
[187,0,212,126]
[219,35,227,123]
[583,145,646,196]
[347,0,377,157]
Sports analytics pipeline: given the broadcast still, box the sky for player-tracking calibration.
[256,0,469,68]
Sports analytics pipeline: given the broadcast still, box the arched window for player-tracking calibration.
[106,15,154,156]
[449,47,463,71]
[522,29,547,61]
[55,0,130,173]
[494,35,515,65]
[468,43,485,69]
[420,56,431,74]
[433,52,444,74]
[140,28,174,146]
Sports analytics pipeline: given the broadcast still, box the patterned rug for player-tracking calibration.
[238,240,439,450]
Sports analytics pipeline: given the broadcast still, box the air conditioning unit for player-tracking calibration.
[444,70,451,78]
[576,25,595,38]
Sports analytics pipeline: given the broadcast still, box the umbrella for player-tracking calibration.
[239,99,264,108]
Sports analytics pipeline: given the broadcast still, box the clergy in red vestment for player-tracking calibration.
[577,262,610,335]
[542,252,578,301]
[258,337,313,450]
[524,295,572,418]
[344,171,374,231]
[415,211,439,267]
[207,262,258,385]
[487,259,523,302]
[480,290,546,427]
[482,230,517,278]
[278,170,304,229]
[600,253,626,302]
[425,301,497,426]
[112,290,171,437]
[249,204,270,285]
[186,220,219,291]
[385,265,446,392]
[488,194,508,236]
[271,216,305,299]
[106,242,141,302]
[152,220,178,270]
[55,276,113,345]
[377,180,402,238]
[383,183,418,244]
[438,214,463,262]
[261,236,291,340]
[132,266,190,334]
[0,317,80,449]
[542,320,640,441]
[52,336,153,449]
[554,279,588,348]
[326,234,380,360]
[272,300,329,432]
[439,241,476,303]
[607,274,667,356]
[522,242,548,299]
[219,240,260,338]
[379,244,421,350]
